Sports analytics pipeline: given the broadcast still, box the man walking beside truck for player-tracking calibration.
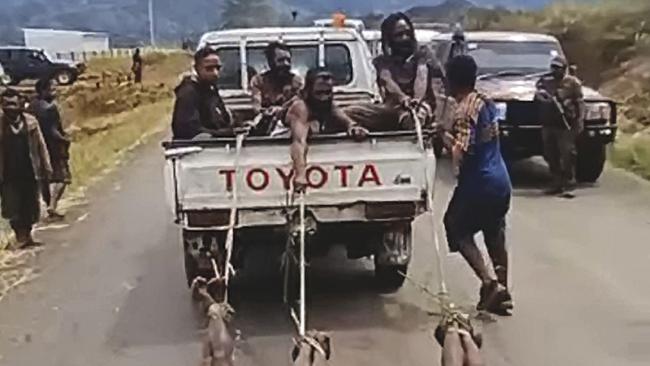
[536,55,585,197]
[443,55,513,316]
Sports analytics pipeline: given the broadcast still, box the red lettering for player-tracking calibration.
[334,165,353,187]
[276,167,294,191]
[307,166,328,189]
[219,169,236,192]
[246,169,270,191]
[358,164,382,187]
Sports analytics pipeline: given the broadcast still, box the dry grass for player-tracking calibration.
[60,52,191,123]
[68,101,172,192]
[610,133,650,180]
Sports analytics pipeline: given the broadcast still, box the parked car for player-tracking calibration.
[0,46,85,86]
[431,31,617,183]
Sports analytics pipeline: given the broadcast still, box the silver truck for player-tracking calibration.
[163,27,437,291]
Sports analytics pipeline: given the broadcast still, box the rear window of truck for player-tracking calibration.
[216,44,353,90]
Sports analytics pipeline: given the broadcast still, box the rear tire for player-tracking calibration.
[576,140,606,183]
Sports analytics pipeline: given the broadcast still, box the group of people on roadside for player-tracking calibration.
[170,11,585,365]
[0,79,71,249]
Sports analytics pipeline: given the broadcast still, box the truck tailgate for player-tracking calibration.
[164,133,436,214]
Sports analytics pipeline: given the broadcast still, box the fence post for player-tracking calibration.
[70,52,75,61]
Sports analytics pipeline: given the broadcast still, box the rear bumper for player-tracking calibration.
[179,200,427,231]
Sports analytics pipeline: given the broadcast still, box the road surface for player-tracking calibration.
[1,138,649,366]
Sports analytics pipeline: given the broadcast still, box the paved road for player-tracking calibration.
[1,139,650,366]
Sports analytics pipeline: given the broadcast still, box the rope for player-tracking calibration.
[221,133,245,304]
[409,106,449,299]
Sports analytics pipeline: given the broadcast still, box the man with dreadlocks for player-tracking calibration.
[287,68,368,192]
[345,12,438,132]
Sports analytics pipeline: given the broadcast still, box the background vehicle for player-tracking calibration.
[0,46,84,85]
[167,27,434,291]
[432,31,617,182]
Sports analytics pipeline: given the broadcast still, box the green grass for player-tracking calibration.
[610,133,650,180]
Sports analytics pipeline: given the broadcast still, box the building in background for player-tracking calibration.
[23,28,110,57]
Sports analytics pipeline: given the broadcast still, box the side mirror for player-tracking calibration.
[569,64,578,76]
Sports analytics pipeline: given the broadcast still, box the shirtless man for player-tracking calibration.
[345,12,438,131]
[287,68,368,192]
[249,42,303,136]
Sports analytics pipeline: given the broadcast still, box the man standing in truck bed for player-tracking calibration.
[536,55,585,197]
[345,12,439,131]
[249,42,303,136]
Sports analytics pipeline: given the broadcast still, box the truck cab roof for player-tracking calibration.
[198,27,363,48]
[432,31,560,43]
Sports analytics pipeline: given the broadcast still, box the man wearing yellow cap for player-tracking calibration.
[535,55,585,197]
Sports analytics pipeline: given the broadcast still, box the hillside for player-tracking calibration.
[0,0,558,46]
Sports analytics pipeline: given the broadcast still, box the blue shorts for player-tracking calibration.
[443,189,510,252]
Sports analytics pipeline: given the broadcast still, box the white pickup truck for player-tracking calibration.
[163,27,437,291]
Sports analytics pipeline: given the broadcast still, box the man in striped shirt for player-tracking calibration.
[443,55,513,316]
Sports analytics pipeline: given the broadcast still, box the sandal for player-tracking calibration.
[477,281,513,316]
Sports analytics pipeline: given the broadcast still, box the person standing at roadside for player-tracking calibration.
[443,55,513,316]
[536,55,585,197]
[132,48,143,83]
[30,78,71,219]
[0,88,51,249]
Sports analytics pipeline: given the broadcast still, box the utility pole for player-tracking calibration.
[148,0,156,47]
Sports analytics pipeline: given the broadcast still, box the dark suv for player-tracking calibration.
[0,47,85,86]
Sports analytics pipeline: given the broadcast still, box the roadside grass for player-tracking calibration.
[610,133,650,180]
[68,101,172,192]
